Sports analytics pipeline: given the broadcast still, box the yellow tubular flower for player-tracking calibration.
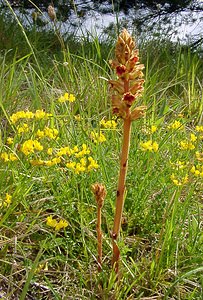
[1,152,9,162]
[9,153,18,161]
[5,193,12,206]
[58,93,76,103]
[87,156,99,171]
[179,141,195,150]
[46,216,58,228]
[17,123,29,134]
[90,131,106,143]
[55,219,69,231]
[168,120,184,130]
[140,140,159,152]
[190,133,197,142]
[47,148,53,155]
[10,110,34,124]
[21,140,43,155]
[7,137,13,145]
[151,125,157,134]
[100,119,117,129]
[195,125,203,132]
[170,173,188,186]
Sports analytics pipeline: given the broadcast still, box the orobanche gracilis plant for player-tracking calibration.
[109,29,146,273]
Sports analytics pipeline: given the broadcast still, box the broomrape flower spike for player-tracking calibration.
[48,3,56,22]
[92,183,107,271]
[109,29,146,273]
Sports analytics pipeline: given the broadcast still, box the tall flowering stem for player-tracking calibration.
[109,29,146,272]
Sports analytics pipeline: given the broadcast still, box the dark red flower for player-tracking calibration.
[116,65,126,76]
[123,92,135,105]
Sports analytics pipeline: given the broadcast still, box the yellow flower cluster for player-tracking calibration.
[168,120,184,130]
[66,156,99,174]
[195,125,203,132]
[21,139,43,155]
[150,125,157,134]
[90,131,106,143]
[30,157,61,167]
[0,193,12,208]
[190,165,203,177]
[46,216,68,231]
[6,137,14,145]
[170,160,187,170]
[29,143,99,173]
[196,151,203,161]
[62,144,98,174]
[170,173,189,186]
[36,127,59,139]
[1,152,18,162]
[100,119,117,129]
[58,93,75,103]
[140,140,159,152]
[179,134,197,150]
[1,109,99,175]
[17,123,29,134]
[10,110,52,124]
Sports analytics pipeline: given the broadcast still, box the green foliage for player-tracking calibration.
[0,12,202,300]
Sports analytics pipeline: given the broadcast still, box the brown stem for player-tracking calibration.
[97,206,102,271]
[112,112,132,272]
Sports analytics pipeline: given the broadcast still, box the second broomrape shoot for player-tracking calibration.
[109,29,146,272]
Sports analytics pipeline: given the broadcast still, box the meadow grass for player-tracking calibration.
[0,11,203,300]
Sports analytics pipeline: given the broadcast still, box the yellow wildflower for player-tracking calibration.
[57,146,72,157]
[44,127,58,139]
[150,125,157,134]
[87,156,99,171]
[190,165,203,177]
[46,216,68,231]
[179,141,195,150]
[55,219,68,231]
[170,160,186,170]
[168,120,184,130]
[1,152,9,162]
[36,129,45,138]
[66,161,76,169]
[74,144,90,157]
[17,123,29,134]
[100,119,117,129]
[0,193,12,208]
[47,148,53,155]
[58,93,76,103]
[90,131,106,143]
[170,173,189,186]
[5,193,12,206]
[9,153,18,161]
[7,137,13,145]
[190,133,197,142]
[196,151,203,161]
[35,110,52,119]
[10,110,34,124]
[46,216,58,228]
[140,140,159,152]
[21,139,43,155]
[75,163,86,174]
[0,152,17,162]
[195,125,203,132]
